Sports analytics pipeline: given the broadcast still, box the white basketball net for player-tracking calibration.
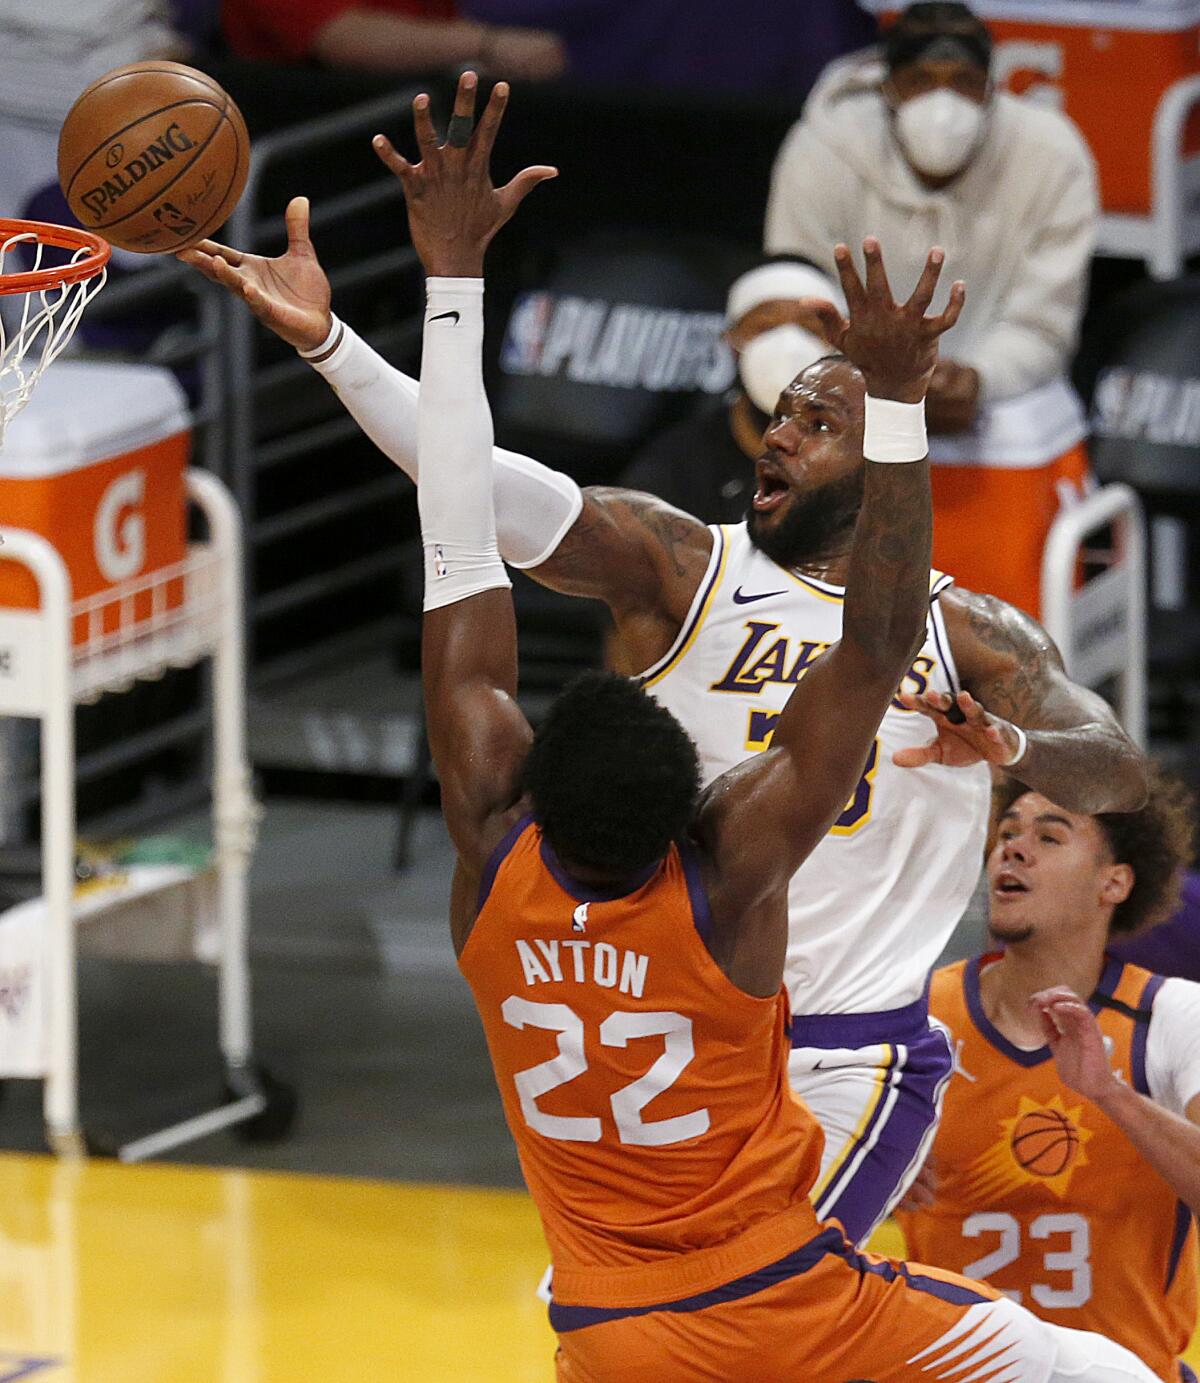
[0,227,107,449]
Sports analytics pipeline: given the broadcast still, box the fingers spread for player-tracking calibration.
[861,237,896,307]
[810,300,848,348]
[499,164,558,209]
[412,92,439,154]
[906,245,944,316]
[832,243,867,313]
[452,69,479,122]
[190,239,242,267]
[472,80,509,160]
[372,133,411,180]
[176,247,219,281]
[929,280,967,334]
[284,196,311,252]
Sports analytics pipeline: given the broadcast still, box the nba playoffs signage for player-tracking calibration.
[501,291,735,396]
[1092,366,1200,448]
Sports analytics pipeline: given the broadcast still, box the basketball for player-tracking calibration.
[57,61,249,255]
[1010,1107,1079,1177]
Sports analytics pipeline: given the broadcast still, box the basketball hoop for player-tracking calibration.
[0,219,110,448]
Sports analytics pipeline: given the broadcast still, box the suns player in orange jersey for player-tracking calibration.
[895,762,1200,1383]
[180,117,1147,1259]
[347,72,1157,1383]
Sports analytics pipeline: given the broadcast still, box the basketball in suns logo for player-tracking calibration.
[964,1094,1093,1201]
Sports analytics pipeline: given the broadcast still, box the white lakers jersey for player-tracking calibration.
[644,523,991,1016]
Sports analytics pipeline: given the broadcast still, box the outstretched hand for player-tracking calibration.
[177,196,331,354]
[811,238,965,403]
[892,689,1023,770]
[1031,987,1119,1104]
[373,71,557,279]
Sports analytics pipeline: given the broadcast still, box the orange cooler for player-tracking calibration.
[0,361,190,644]
[865,0,1200,215]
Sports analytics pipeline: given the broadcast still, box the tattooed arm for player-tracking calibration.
[696,240,958,998]
[940,587,1149,813]
[529,487,714,671]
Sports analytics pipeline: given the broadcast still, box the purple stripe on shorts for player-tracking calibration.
[1165,1199,1194,1295]
[813,1024,955,1246]
[831,1237,992,1307]
[548,1227,844,1332]
[814,1045,899,1223]
[791,994,929,1048]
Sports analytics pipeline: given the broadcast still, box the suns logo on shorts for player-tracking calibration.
[964,1093,1093,1202]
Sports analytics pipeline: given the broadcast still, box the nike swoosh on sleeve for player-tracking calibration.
[428,310,461,325]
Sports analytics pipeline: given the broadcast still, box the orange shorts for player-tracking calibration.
[552,1226,1060,1383]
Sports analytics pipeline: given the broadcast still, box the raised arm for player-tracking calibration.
[178,194,709,669]
[890,588,1148,814]
[698,241,963,989]
[383,74,556,950]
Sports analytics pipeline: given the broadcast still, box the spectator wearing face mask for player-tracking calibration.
[764,1,1098,615]
[617,257,841,526]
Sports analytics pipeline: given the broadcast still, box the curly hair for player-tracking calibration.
[523,671,702,877]
[994,766,1197,935]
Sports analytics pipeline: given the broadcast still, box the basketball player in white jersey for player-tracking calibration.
[180,182,1148,1246]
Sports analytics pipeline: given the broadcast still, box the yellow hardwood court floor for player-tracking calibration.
[0,1154,1194,1383]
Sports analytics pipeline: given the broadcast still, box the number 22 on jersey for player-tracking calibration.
[502,997,710,1146]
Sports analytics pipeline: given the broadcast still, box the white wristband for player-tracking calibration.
[1002,724,1029,769]
[298,313,343,361]
[863,396,927,464]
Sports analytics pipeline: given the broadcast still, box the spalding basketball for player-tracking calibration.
[1010,1107,1079,1177]
[58,61,249,254]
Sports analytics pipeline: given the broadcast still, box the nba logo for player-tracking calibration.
[572,903,588,933]
[500,292,553,376]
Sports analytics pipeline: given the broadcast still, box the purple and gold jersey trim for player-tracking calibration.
[927,572,962,696]
[778,566,954,609]
[639,526,729,689]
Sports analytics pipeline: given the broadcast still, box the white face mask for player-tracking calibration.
[894,88,986,179]
[738,324,829,415]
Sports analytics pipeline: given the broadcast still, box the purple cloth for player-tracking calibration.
[1109,871,1200,983]
[461,0,877,99]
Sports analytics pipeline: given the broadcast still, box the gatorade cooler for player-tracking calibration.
[863,0,1200,218]
[0,360,190,644]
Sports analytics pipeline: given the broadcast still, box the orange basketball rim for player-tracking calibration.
[0,218,111,443]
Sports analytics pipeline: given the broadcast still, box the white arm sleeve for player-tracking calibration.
[417,278,509,612]
[1145,977,1200,1117]
[305,315,582,569]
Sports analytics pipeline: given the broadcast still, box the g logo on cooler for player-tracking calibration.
[94,469,147,582]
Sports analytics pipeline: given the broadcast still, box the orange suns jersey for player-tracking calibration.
[458,816,825,1310]
[898,955,1198,1383]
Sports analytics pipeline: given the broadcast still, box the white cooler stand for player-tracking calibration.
[0,367,292,1159]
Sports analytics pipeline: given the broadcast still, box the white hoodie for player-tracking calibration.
[765,52,1099,402]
